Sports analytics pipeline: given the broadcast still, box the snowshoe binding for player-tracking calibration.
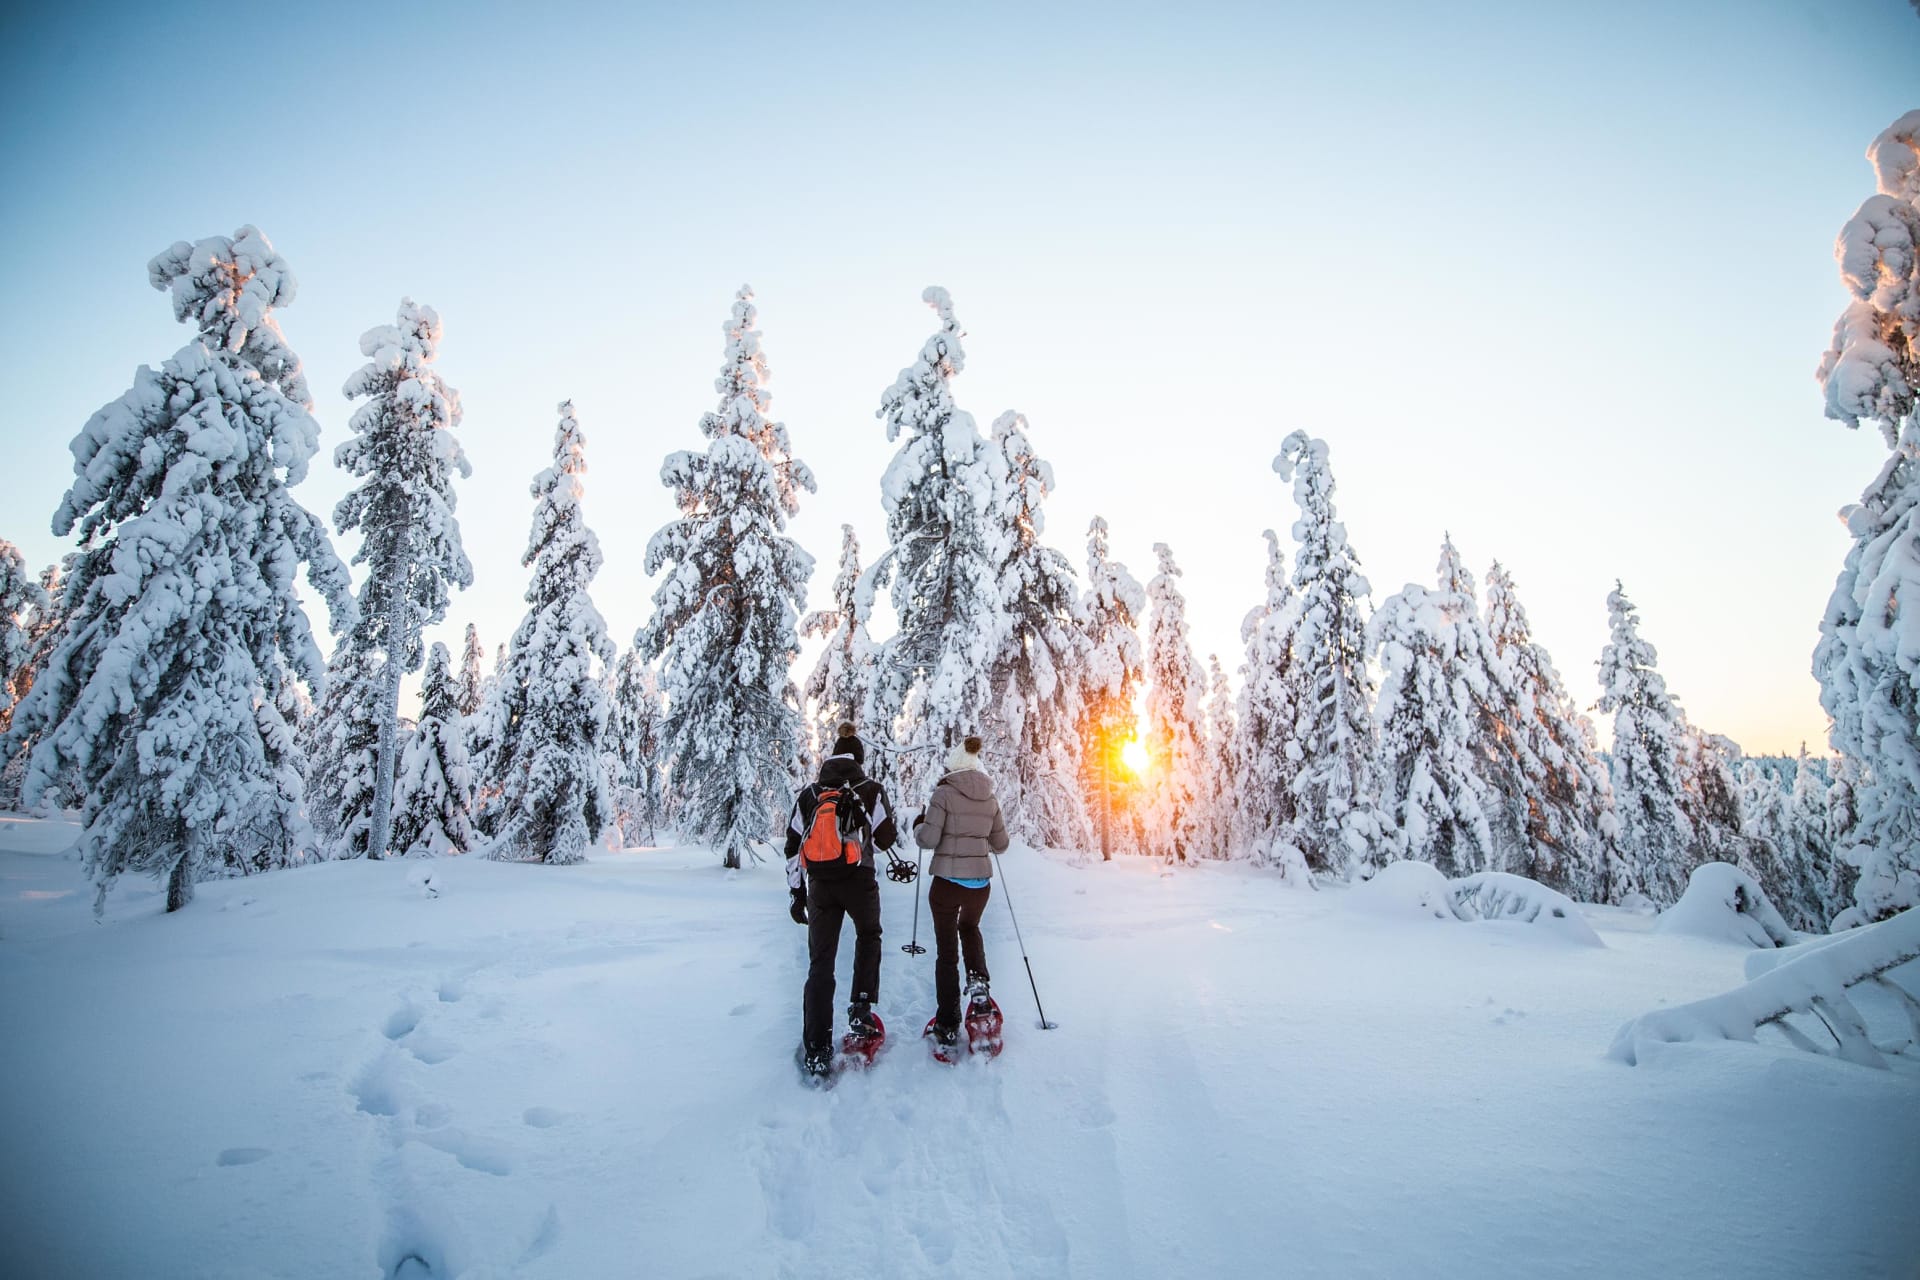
[840,1003,886,1070]
[923,1016,962,1065]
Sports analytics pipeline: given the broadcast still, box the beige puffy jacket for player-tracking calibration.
[914,764,1011,881]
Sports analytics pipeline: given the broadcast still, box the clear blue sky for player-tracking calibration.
[2,0,1916,755]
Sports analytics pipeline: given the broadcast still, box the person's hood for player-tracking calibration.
[818,754,866,786]
[938,769,995,802]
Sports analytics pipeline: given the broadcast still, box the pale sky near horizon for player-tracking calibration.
[2,0,1916,757]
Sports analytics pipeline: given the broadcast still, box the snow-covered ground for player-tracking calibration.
[2,815,1915,1279]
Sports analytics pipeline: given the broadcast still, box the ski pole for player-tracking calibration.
[990,850,1057,1030]
[902,848,928,956]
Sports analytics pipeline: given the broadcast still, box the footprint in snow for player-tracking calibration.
[384,1004,423,1041]
[416,1128,515,1177]
[523,1107,566,1129]
[729,1003,754,1017]
[405,1034,459,1065]
[217,1147,271,1167]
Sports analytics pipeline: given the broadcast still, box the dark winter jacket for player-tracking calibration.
[784,755,899,888]
[915,766,1010,881]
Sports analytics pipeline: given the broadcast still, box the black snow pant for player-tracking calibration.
[929,876,992,1030]
[802,869,882,1054]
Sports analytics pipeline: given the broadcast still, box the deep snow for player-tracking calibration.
[1,814,1916,1279]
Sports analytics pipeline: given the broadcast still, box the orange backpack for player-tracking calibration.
[801,785,868,870]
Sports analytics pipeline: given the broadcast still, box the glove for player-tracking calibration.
[911,812,925,830]
[789,887,808,925]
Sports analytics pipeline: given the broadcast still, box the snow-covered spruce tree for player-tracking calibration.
[1078,516,1146,859]
[1203,654,1238,860]
[868,288,1008,805]
[1369,582,1498,879]
[1272,432,1383,877]
[800,524,876,766]
[1737,758,1820,930]
[390,641,475,857]
[1784,748,1841,926]
[1483,561,1616,900]
[0,558,69,807]
[1437,538,1528,868]
[0,227,354,911]
[492,402,616,864]
[1236,529,1307,877]
[1813,110,1920,923]
[304,642,384,854]
[607,646,668,847]
[455,622,486,718]
[0,540,47,733]
[1595,584,1694,903]
[985,411,1090,850]
[333,299,472,859]
[642,288,815,869]
[1142,543,1209,863]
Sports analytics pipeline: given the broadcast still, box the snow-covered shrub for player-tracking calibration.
[1449,872,1603,947]
[1654,863,1801,949]
[1348,859,1457,922]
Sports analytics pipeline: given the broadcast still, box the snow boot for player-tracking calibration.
[797,1042,835,1087]
[841,1002,885,1068]
[923,1016,961,1065]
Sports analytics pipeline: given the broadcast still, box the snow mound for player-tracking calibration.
[1449,872,1603,947]
[1349,859,1457,920]
[1654,863,1799,948]
[1611,907,1920,1069]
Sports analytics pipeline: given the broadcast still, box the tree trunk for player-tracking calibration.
[367,568,410,862]
[166,848,194,912]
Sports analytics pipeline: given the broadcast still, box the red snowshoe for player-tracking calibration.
[923,1016,962,1064]
[839,1011,885,1070]
[965,995,1004,1059]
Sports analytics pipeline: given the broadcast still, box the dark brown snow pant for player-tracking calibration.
[803,870,882,1054]
[929,876,992,1029]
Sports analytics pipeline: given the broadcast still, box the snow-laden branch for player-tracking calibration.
[1608,907,1920,1069]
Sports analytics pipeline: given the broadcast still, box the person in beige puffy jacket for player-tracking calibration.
[913,736,1010,1044]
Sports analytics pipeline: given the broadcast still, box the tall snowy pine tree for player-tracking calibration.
[1142,543,1208,863]
[607,647,668,847]
[1078,517,1146,859]
[0,540,47,734]
[492,402,616,864]
[455,623,486,718]
[390,641,475,857]
[1370,579,1499,879]
[1813,110,1920,924]
[333,299,472,859]
[1273,432,1383,877]
[1236,529,1308,879]
[0,227,354,910]
[1482,561,1616,899]
[985,411,1090,849]
[1596,584,1694,903]
[642,287,815,869]
[799,525,876,765]
[868,288,1008,804]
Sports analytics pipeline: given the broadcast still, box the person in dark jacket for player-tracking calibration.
[785,723,904,1075]
[913,735,1011,1046]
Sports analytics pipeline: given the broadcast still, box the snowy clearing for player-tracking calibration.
[1,815,1915,1279]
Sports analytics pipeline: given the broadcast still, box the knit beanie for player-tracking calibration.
[945,735,984,773]
[830,721,864,765]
